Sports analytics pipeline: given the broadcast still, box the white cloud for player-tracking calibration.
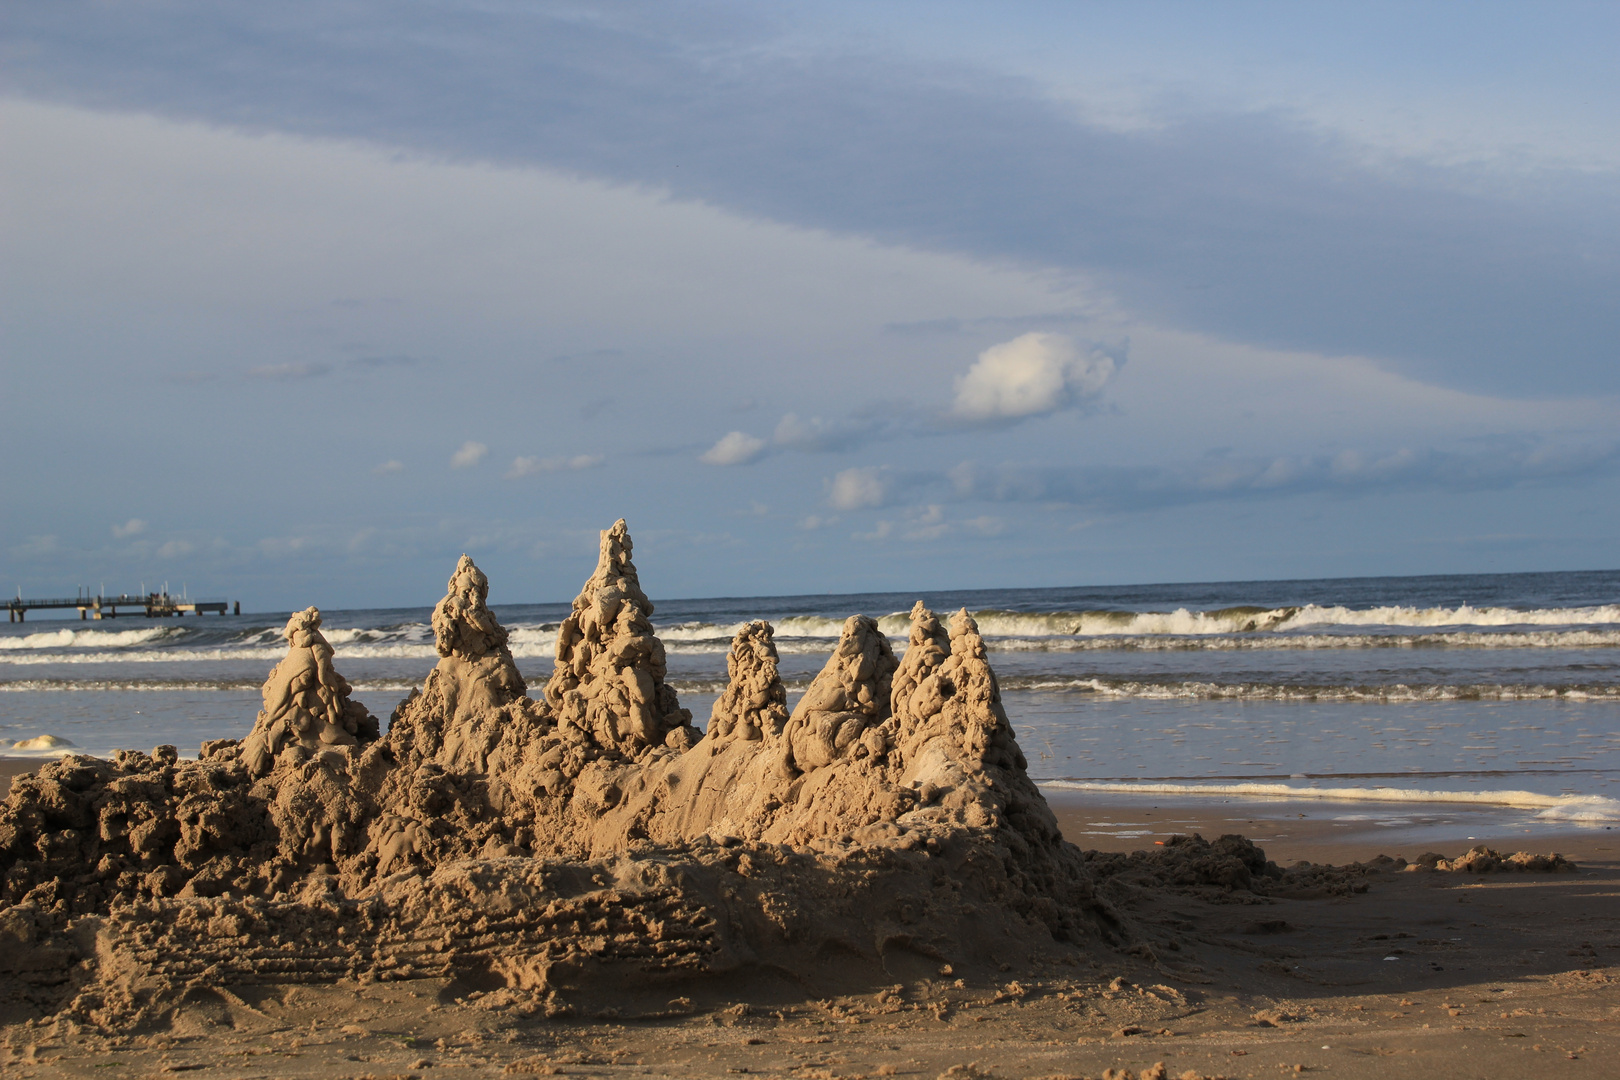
[111,518,147,538]
[450,441,489,469]
[700,431,768,466]
[828,466,890,510]
[372,460,404,475]
[950,332,1117,423]
[156,539,193,558]
[903,504,949,541]
[12,535,59,558]
[505,453,604,479]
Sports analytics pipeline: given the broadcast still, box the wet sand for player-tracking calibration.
[0,758,36,798]
[1043,788,1620,867]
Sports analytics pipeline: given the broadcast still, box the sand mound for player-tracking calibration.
[1398,846,1579,874]
[0,520,1325,1028]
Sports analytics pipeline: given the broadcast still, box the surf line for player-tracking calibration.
[1037,778,1620,820]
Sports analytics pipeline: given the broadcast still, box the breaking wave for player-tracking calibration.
[4,598,1619,669]
[0,626,183,650]
[1020,677,1620,702]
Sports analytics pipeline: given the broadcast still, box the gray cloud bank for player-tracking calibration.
[847,436,1620,515]
[5,2,1618,394]
[939,433,1620,514]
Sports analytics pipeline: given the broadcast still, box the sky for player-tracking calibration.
[3,1,1618,610]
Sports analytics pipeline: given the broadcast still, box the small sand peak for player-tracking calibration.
[705,620,788,743]
[238,605,380,779]
[779,613,897,774]
[545,518,697,755]
[891,600,952,726]
[387,553,547,777]
[432,553,509,659]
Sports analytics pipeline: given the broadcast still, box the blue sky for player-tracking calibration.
[3,2,1618,609]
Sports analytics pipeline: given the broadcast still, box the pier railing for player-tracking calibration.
[6,592,237,622]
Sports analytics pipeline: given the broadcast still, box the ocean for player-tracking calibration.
[4,569,1619,827]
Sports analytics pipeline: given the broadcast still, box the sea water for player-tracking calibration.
[3,569,1618,825]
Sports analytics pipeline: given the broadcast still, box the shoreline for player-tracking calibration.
[1043,787,1620,866]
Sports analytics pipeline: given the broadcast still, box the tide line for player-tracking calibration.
[1039,779,1620,821]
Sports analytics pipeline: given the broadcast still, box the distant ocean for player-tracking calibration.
[3,570,1619,824]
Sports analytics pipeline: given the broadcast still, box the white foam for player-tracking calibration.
[1277,602,1620,630]
[1039,779,1620,821]
[986,629,1620,651]
[1041,677,1620,702]
[0,626,181,650]
[0,733,77,756]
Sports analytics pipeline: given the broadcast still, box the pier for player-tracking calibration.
[6,591,238,621]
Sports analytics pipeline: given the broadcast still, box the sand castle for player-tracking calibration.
[0,519,1482,1029]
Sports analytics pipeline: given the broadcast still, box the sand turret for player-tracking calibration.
[239,607,379,778]
[545,519,698,754]
[705,621,788,743]
[889,600,952,727]
[386,554,552,781]
[779,613,897,773]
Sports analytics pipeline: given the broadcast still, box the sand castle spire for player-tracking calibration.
[778,613,897,773]
[432,553,509,659]
[889,606,1024,775]
[386,552,543,775]
[545,519,698,754]
[890,599,952,726]
[238,606,379,778]
[705,620,788,743]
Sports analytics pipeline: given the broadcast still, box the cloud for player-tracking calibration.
[111,518,147,538]
[903,504,948,541]
[950,333,1118,423]
[450,441,488,469]
[156,539,193,558]
[854,520,896,541]
[828,467,891,510]
[773,412,888,452]
[505,453,604,479]
[943,436,1620,513]
[246,361,333,381]
[11,5,1614,393]
[372,460,404,475]
[850,505,1000,543]
[700,431,768,466]
[12,535,59,558]
[349,354,422,370]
